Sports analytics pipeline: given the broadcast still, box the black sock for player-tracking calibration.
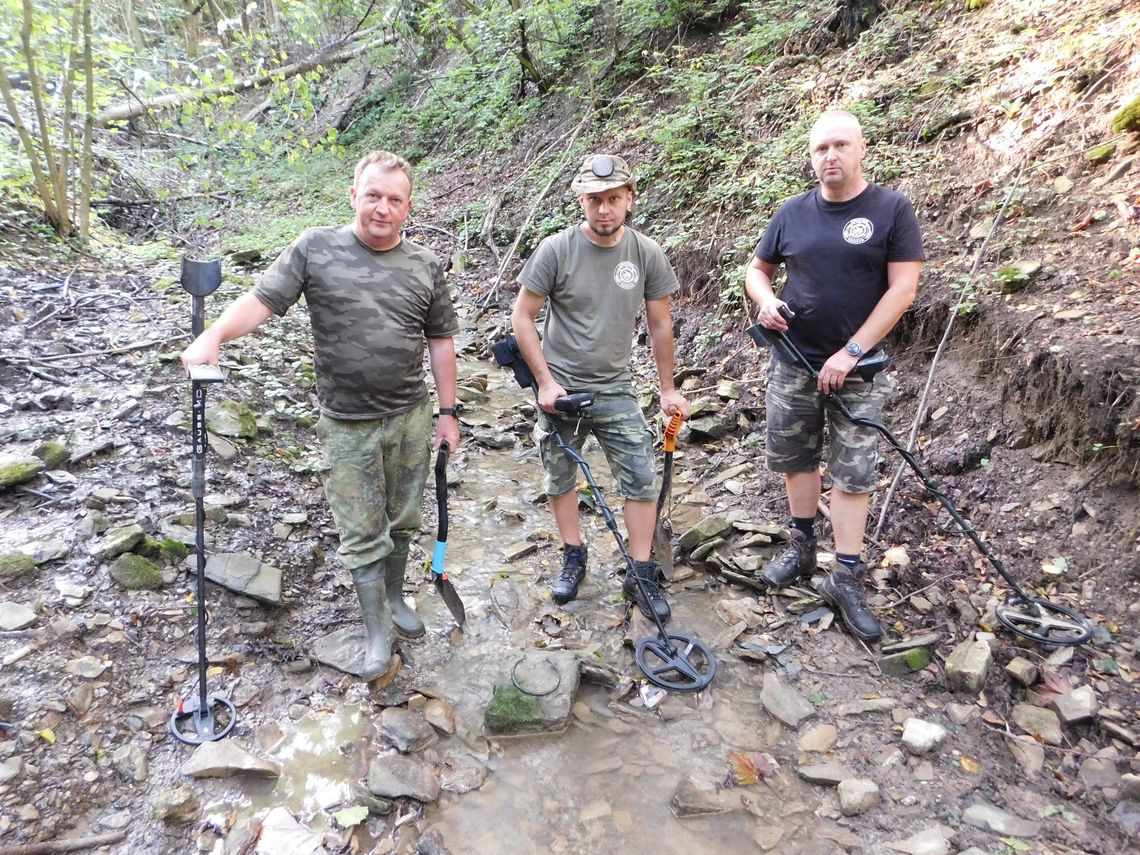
[836,552,861,569]
[792,517,815,539]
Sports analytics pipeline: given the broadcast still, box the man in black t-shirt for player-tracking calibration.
[745,111,924,643]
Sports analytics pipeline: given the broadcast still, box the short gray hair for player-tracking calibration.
[353,150,414,190]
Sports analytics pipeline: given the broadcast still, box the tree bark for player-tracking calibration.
[94,31,398,126]
[123,0,146,51]
[79,0,94,238]
[0,59,58,227]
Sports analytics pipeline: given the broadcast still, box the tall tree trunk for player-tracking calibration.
[18,0,66,233]
[180,0,201,57]
[79,0,94,238]
[123,0,146,51]
[0,59,59,228]
[205,0,232,48]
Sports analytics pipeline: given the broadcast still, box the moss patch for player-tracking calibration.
[881,647,932,676]
[0,552,37,578]
[109,553,166,590]
[483,684,542,733]
[33,441,70,469]
[1110,95,1140,134]
[0,458,45,489]
[1085,143,1116,164]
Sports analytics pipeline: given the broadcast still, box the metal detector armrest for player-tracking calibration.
[490,334,537,390]
[853,350,890,381]
[745,323,803,366]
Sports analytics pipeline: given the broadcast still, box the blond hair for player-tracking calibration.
[353,150,414,190]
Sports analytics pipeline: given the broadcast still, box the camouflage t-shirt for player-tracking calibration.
[253,225,458,419]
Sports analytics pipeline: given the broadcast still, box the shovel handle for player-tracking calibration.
[663,412,683,453]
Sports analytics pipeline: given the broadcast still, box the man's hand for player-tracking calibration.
[434,415,460,451]
[537,380,568,414]
[180,333,221,373]
[661,389,691,419]
[755,298,790,332]
[819,350,859,394]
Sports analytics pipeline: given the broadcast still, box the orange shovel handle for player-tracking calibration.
[663,412,684,453]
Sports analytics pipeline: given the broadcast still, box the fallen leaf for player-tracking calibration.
[960,755,981,773]
[981,710,1006,726]
[38,728,56,745]
[333,805,369,828]
[728,750,777,786]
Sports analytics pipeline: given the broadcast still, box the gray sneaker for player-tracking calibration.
[820,565,882,642]
[761,530,818,586]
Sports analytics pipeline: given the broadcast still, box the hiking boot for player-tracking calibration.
[820,565,882,642]
[551,544,588,605]
[350,564,395,680]
[623,559,671,624]
[386,537,425,638]
[761,530,818,586]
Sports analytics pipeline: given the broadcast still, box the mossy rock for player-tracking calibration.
[1110,95,1140,134]
[483,684,542,733]
[0,552,37,578]
[206,400,259,439]
[33,441,70,469]
[0,457,45,489]
[1085,143,1116,165]
[109,553,166,590]
[881,647,932,676]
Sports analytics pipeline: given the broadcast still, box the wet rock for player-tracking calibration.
[833,698,896,716]
[181,739,281,778]
[687,413,735,441]
[471,428,514,449]
[798,723,838,753]
[378,707,438,753]
[423,699,456,734]
[679,516,734,551]
[0,756,22,784]
[440,754,487,794]
[484,651,579,735]
[503,541,537,561]
[944,638,991,693]
[1109,800,1140,837]
[16,539,69,564]
[1005,656,1038,686]
[33,440,71,468]
[0,454,45,489]
[152,786,200,824]
[202,552,283,605]
[901,718,948,755]
[109,554,166,590]
[947,703,980,725]
[258,806,328,854]
[760,673,816,730]
[670,774,733,817]
[206,399,258,438]
[1079,750,1122,789]
[1006,735,1045,776]
[837,779,880,815]
[366,754,440,803]
[55,577,92,605]
[1011,703,1062,746]
[881,647,931,676]
[0,601,37,631]
[962,801,1040,837]
[0,552,37,578]
[1050,685,1098,725]
[90,523,145,561]
[884,826,951,855]
[797,761,856,785]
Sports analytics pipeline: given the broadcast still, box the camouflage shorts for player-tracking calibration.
[765,359,895,493]
[534,392,657,502]
[315,400,431,570]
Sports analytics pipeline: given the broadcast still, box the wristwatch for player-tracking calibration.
[436,407,458,417]
[844,341,864,358]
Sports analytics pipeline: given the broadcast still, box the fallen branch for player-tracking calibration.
[0,830,127,855]
[1,337,176,364]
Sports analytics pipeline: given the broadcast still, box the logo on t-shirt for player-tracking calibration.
[843,218,874,245]
[613,261,640,290]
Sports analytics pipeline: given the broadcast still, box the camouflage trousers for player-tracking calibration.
[315,400,431,570]
[765,359,895,493]
[534,391,657,502]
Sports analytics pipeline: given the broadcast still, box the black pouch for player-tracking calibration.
[490,334,537,389]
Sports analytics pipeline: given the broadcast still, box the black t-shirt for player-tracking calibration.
[755,182,924,369]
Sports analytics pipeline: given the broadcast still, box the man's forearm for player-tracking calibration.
[207,292,276,345]
[426,337,457,408]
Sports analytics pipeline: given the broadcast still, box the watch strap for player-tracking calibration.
[437,406,458,417]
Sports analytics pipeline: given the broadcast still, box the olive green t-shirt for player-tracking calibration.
[253,226,458,419]
[518,225,679,391]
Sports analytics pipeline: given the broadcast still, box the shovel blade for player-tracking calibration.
[433,573,466,626]
[653,516,676,581]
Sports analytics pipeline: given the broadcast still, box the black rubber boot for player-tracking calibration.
[761,530,818,586]
[623,559,671,624]
[350,564,395,680]
[820,564,882,642]
[385,536,425,638]
[551,544,588,605]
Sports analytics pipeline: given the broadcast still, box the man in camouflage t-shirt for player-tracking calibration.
[181,150,459,680]
[511,154,690,623]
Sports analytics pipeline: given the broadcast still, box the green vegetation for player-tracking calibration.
[109,553,166,589]
[484,683,542,732]
[0,552,37,578]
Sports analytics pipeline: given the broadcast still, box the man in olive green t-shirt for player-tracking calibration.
[181,150,459,680]
[511,153,690,623]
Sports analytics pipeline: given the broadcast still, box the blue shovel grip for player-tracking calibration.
[431,541,447,575]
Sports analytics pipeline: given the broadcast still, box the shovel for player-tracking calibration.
[429,441,466,626]
[652,412,684,581]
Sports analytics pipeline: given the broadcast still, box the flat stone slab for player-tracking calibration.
[257,807,327,855]
[484,650,580,735]
[833,698,896,716]
[16,540,69,564]
[884,826,952,855]
[962,801,1040,837]
[181,739,281,779]
[311,626,395,679]
[367,754,440,802]
[1050,685,1098,725]
[90,524,144,561]
[0,601,37,631]
[378,707,438,753]
[760,672,816,729]
[202,552,282,605]
[1011,703,1062,746]
[797,761,856,785]
[838,778,880,815]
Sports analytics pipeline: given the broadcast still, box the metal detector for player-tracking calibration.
[747,308,1092,646]
[170,257,238,744]
[491,335,716,691]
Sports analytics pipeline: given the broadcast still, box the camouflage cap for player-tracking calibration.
[571,154,637,194]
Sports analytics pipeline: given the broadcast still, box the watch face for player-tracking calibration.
[846,342,861,356]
